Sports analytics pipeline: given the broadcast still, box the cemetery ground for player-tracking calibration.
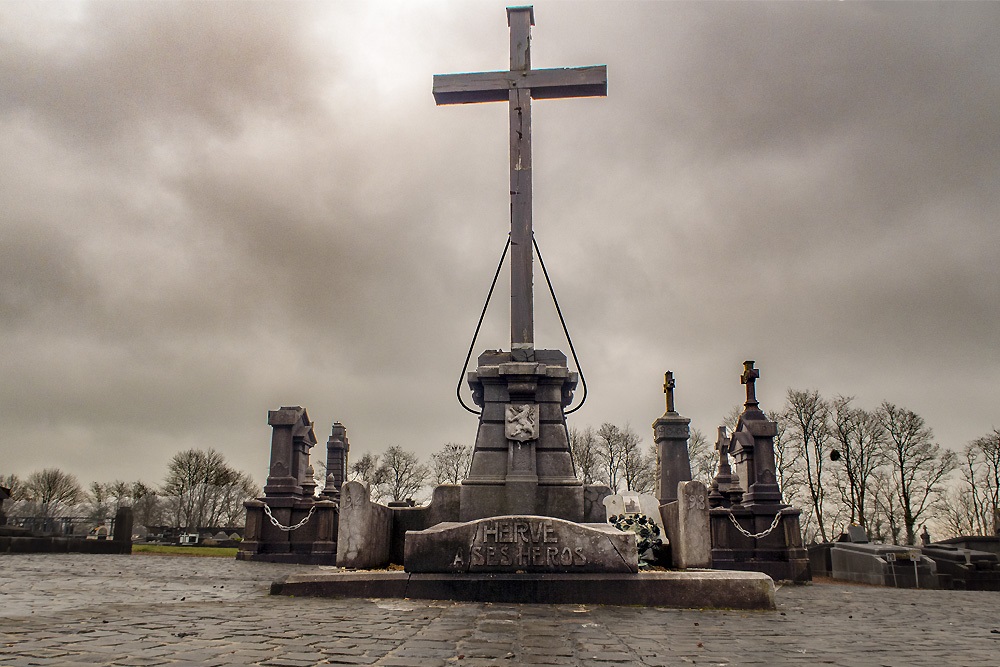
[1,554,998,667]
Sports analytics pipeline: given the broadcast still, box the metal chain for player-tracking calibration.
[262,503,315,532]
[727,509,784,539]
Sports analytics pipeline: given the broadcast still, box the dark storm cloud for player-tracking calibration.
[1,1,997,485]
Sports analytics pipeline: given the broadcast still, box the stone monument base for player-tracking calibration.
[269,569,776,609]
[710,506,811,582]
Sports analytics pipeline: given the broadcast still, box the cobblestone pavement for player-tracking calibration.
[2,554,998,667]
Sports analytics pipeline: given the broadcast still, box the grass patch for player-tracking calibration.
[132,544,238,558]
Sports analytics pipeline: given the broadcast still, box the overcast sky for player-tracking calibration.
[2,1,998,489]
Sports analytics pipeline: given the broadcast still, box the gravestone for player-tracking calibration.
[239,409,341,564]
[603,491,666,537]
[322,422,349,499]
[708,425,744,506]
[663,480,711,569]
[337,481,392,569]
[707,362,810,582]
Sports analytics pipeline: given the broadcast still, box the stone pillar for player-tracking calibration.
[652,372,692,505]
[263,406,316,498]
[460,349,584,521]
[112,507,134,544]
[323,422,350,498]
[337,481,392,569]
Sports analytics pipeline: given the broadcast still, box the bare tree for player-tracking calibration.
[877,402,957,545]
[349,452,388,498]
[1,473,23,499]
[938,486,977,538]
[784,389,833,542]
[619,425,655,493]
[430,443,472,485]
[378,446,429,503]
[570,426,601,485]
[688,428,717,484]
[830,396,886,532]
[959,429,1000,536]
[23,468,83,518]
[162,449,258,529]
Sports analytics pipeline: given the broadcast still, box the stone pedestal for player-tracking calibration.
[653,411,692,505]
[460,349,586,521]
[323,422,349,499]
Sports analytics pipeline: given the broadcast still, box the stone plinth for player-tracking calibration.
[830,543,938,588]
[405,515,638,574]
[461,350,586,521]
[653,411,692,505]
[270,570,776,609]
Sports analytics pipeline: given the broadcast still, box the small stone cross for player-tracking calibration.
[663,371,676,413]
[741,360,760,411]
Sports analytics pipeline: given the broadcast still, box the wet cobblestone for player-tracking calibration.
[1,554,998,666]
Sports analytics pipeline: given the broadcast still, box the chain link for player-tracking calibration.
[727,509,784,539]
[262,503,315,532]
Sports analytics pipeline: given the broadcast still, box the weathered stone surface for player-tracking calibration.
[830,542,938,588]
[337,481,391,569]
[665,481,711,569]
[404,515,638,573]
[272,570,775,609]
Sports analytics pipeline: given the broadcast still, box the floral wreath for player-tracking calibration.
[609,513,663,558]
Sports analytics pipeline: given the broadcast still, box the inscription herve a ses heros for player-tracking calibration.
[461,519,588,568]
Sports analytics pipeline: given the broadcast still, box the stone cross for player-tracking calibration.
[663,371,676,413]
[741,360,760,411]
[433,6,607,351]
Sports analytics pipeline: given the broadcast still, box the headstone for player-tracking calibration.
[652,371,692,505]
[603,491,666,537]
[665,480,711,569]
[0,485,9,526]
[708,426,744,507]
[708,362,810,582]
[846,525,870,543]
[337,481,392,569]
[263,406,316,497]
[112,507,133,544]
[404,516,637,574]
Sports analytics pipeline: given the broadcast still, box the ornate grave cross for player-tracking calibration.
[741,360,760,411]
[663,371,676,413]
[433,6,607,351]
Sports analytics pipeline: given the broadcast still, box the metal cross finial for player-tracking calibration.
[433,7,607,351]
[663,371,676,413]
[741,360,760,411]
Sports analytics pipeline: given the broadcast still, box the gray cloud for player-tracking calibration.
[1,1,997,487]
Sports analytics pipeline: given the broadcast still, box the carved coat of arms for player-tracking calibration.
[505,404,539,442]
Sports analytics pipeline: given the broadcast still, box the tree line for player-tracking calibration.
[2,448,258,530]
[6,393,993,544]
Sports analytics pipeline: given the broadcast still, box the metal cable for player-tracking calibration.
[456,236,511,415]
[533,235,588,415]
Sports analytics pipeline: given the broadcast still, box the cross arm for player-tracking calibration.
[433,65,607,105]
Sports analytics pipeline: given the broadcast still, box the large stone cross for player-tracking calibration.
[663,371,676,413]
[433,6,607,352]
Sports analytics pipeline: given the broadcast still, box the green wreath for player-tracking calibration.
[609,513,663,558]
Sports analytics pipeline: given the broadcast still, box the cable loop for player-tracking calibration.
[456,237,511,415]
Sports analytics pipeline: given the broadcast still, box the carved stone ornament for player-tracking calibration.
[505,404,539,442]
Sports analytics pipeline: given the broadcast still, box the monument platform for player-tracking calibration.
[269,569,776,609]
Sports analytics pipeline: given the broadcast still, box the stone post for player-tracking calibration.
[673,480,712,568]
[652,372,692,505]
[323,422,350,498]
[112,507,133,544]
